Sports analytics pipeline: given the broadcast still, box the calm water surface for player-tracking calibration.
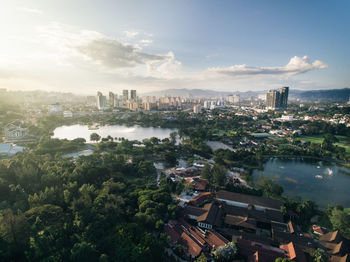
[252,158,350,208]
[52,124,177,143]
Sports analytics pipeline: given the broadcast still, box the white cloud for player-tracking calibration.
[206,56,327,77]
[123,30,139,38]
[37,23,170,70]
[21,7,43,15]
[147,51,182,79]
[76,38,167,68]
[140,39,153,46]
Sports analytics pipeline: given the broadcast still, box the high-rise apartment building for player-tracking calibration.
[122,90,129,101]
[266,87,289,110]
[130,90,137,101]
[97,92,107,110]
[279,87,289,108]
[109,92,115,107]
[193,105,201,114]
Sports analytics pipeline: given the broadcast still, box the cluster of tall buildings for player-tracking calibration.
[266,87,289,110]
[97,89,137,110]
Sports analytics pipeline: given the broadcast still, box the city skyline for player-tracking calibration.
[0,1,349,94]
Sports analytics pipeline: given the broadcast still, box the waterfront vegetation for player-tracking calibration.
[1,103,350,260]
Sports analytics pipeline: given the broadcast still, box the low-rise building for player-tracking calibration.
[4,122,27,141]
[216,190,284,211]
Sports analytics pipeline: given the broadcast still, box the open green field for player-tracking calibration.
[296,135,350,156]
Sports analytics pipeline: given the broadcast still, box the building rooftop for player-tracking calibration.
[217,190,284,211]
[280,242,307,262]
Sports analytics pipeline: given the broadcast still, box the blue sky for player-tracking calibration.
[0,0,349,94]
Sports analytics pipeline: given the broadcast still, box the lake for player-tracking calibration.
[52,124,177,143]
[252,158,350,208]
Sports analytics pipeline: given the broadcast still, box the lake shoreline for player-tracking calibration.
[252,157,350,209]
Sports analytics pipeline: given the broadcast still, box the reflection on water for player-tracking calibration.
[52,124,177,143]
[252,158,350,208]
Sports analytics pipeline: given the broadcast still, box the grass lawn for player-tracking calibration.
[344,208,350,214]
[296,135,350,157]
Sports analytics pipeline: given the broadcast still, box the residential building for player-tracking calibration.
[49,103,63,114]
[96,92,107,110]
[193,105,201,114]
[165,219,228,259]
[216,190,284,211]
[122,89,129,102]
[63,111,73,118]
[279,86,289,108]
[109,92,115,107]
[4,122,27,140]
[266,86,289,110]
[0,143,25,158]
[130,89,137,101]
[266,90,280,110]
[319,231,350,262]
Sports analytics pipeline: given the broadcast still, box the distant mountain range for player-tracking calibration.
[290,88,350,102]
[142,88,350,102]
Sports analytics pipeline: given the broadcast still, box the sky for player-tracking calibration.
[0,0,349,95]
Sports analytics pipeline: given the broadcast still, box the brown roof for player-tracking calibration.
[189,192,211,206]
[280,242,307,262]
[312,225,327,235]
[224,214,257,230]
[165,221,181,244]
[288,221,295,234]
[217,190,283,210]
[329,254,349,262]
[197,202,223,227]
[179,231,202,257]
[165,219,228,258]
[184,205,207,217]
[203,230,229,250]
[191,178,208,191]
[272,230,317,251]
[320,231,350,257]
[224,202,284,224]
[237,238,286,262]
[320,230,341,243]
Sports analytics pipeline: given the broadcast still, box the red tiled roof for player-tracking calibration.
[179,231,202,257]
[280,242,307,262]
[165,219,228,258]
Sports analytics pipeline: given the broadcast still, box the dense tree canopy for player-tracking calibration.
[0,141,179,261]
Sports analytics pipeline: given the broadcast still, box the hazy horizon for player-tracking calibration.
[0,0,349,95]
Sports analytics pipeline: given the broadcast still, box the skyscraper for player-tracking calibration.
[109,92,115,107]
[279,86,289,108]
[266,90,280,110]
[97,92,107,110]
[266,86,289,110]
[130,90,137,101]
[122,90,129,101]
